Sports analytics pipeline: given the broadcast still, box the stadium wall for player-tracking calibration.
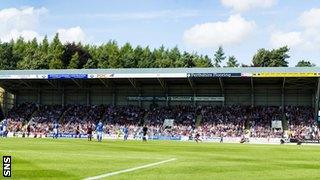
[14,83,314,107]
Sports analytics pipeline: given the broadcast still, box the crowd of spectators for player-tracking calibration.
[285,106,314,126]
[288,124,319,139]
[104,105,146,125]
[2,103,319,139]
[147,105,195,126]
[62,105,104,124]
[6,102,38,122]
[30,105,65,123]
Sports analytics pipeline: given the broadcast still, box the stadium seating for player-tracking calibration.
[2,104,319,139]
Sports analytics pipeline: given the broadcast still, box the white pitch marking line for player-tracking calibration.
[83,158,176,180]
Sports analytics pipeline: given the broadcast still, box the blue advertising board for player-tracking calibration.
[48,74,88,79]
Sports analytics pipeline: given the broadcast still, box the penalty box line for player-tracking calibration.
[83,158,176,180]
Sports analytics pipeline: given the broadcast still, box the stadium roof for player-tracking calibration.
[0,67,318,94]
[0,67,319,74]
[0,67,319,79]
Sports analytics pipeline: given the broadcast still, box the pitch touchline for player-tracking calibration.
[83,158,176,180]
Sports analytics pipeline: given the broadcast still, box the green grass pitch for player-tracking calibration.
[1,138,320,180]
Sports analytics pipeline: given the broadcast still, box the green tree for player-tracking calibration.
[68,52,80,69]
[0,42,18,70]
[132,45,143,68]
[252,46,289,67]
[17,38,47,69]
[295,60,316,67]
[154,46,171,68]
[226,56,239,67]
[137,46,154,68]
[120,43,135,68]
[252,48,269,67]
[105,40,121,68]
[48,33,64,69]
[269,46,290,67]
[62,43,91,68]
[49,56,64,69]
[96,45,109,68]
[88,45,98,62]
[40,35,49,53]
[83,58,98,69]
[158,55,172,68]
[194,55,212,67]
[167,46,180,67]
[12,37,27,66]
[180,52,195,68]
[213,46,225,67]
[2,35,302,70]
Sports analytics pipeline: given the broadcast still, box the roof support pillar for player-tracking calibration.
[188,77,195,92]
[251,77,254,107]
[282,77,286,113]
[219,78,225,106]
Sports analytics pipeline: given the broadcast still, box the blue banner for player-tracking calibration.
[48,74,88,79]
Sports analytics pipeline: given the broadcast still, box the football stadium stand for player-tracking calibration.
[0,67,320,142]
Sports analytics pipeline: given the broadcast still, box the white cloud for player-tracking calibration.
[0,7,87,43]
[220,0,277,12]
[57,26,86,43]
[183,14,255,48]
[270,31,303,48]
[270,8,320,50]
[299,8,320,29]
[0,7,47,42]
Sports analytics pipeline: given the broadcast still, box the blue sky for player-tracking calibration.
[1,0,320,66]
